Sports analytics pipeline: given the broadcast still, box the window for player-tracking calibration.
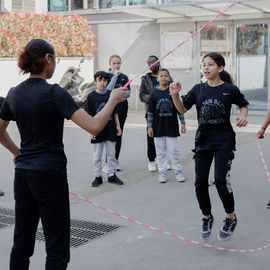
[236,24,268,111]
[48,0,68,12]
[12,0,35,13]
[71,0,83,10]
[88,0,94,9]
[99,0,126,8]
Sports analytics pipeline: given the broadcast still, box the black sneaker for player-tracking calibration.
[108,174,124,185]
[218,215,237,241]
[267,200,270,209]
[200,215,214,242]
[92,176,103,187]
[0,190,4,196]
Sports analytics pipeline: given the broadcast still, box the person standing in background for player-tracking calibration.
[104,54,130,172]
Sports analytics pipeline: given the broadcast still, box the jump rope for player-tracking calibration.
[71,1,270,253]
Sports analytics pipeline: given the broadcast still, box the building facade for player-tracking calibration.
[47,0,270,113]
[1,0,269,113]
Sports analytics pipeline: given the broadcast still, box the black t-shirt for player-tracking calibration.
[84,90,117,143]
[0,78,80,176]
[181,82,249,152]
[148,87,180,137]
[108,73,130,116]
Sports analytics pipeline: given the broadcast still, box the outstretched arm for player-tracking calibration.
[169,82,188,113]
[71,87,127,136]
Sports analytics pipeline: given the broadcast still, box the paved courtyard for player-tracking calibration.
[0,110,270,270]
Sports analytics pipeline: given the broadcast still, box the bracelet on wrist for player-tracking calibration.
[261,127,266,130]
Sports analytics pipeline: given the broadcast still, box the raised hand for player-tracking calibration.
[110,87,127,103]
[113,69,120,76]
[169,82,181,95]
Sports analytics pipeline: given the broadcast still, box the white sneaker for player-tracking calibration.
[148,162,157,172]
[103,163,109,174]
[158,174,167,183]
[167,163,172,170]
[176,171,185,182]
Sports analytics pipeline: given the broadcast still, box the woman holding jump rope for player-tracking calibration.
[0,39,126,270]
[169,52,249,242]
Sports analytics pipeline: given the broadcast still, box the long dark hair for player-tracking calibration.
[18,39,55,74]
[203,52,234,84]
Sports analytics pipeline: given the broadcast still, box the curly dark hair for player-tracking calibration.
[18,39,55,75]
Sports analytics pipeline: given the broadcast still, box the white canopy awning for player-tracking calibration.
[114,1,270,22]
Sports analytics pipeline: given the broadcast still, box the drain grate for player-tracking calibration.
[0,208,121,248]
[35,219,121,248]
[0,207,15,229]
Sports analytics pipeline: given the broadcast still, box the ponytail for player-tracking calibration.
[220,70,234,85]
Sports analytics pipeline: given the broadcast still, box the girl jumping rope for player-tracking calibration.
[169,52,249,242]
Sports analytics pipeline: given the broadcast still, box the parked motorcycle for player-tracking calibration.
[59,58,85,97]
[59,58,96,107]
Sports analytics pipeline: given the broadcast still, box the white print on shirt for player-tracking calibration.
[200,98,225,124]
[96,102,112,120]
[156,98,173,117]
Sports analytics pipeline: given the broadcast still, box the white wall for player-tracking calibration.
[96,22,160,110]
[238,55,267,89]
[0,58,94,97]
[2,0,12,11]
[35,0,48,14]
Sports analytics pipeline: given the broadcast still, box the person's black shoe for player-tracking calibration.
[108,174,124,185]
[0,190,4,196]
[92,176,103,187]
[267,200,270,209]
[200,215,214,242]
[218,215,237,241]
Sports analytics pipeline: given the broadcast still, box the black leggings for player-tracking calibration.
[115,114,127,160]
[194,150,235,216]
[10,169,70,270]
